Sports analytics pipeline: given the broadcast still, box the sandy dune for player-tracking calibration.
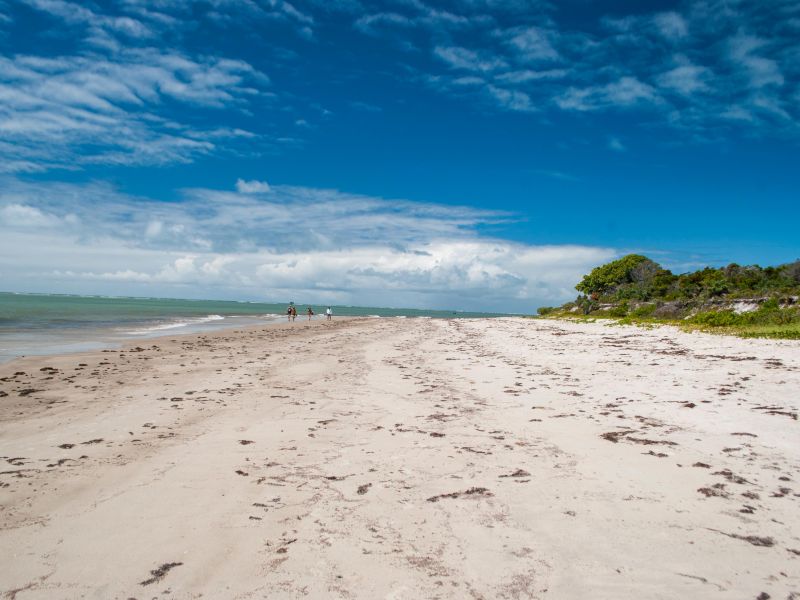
[0,317,798,599]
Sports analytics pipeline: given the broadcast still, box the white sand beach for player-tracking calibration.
[0,317,798,599]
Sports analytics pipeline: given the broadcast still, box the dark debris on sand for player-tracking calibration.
[427,487,493,503]
[140,562,183,586]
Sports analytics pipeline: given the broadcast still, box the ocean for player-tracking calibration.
[0,292,512,363]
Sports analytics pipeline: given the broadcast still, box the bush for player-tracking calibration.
[607,302,629,317]
[537,306,556,316]
[782,260,800,283]
[548,256,800,339]
[689,310,741,327]
[576,296,598,315]
[630,303,657,318]
[688,302,800,328]
[575,254,651,296]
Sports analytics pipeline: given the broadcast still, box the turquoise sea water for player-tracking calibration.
[0,292,513,362]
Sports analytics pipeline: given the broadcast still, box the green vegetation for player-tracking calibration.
[542,255,800,339]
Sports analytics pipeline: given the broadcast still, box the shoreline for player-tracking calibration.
[0,292,517,364]
[1,317,798,598]
[0,315,367,366]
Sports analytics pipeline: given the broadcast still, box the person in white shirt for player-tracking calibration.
[325,307,332,321]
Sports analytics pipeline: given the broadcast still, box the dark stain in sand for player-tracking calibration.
[461,446,492,455]
[600,430,635,443]
[427,487,492,502]
[698,484,729,498]
[499,469,530,478]
[713,469,749,484]
[357,483,372,495]
[140,562,183,586]
[626,437,677,446]
[727,533,775,547]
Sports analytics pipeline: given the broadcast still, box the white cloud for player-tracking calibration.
[533,169,579,182]
[0,178,614,311]
[494,69,568,84]
[487,85,536,112]
[657,61,711,96]
[0,50,268,171]
[354,12,413,34]
[22,0,156,40]
[607,136,625,152]
[236,178,271,194]
[354,2,800,139]
[557,77,660,111]
[727,34,784,88]
[652,12,689,40]
[145,220,164,238]
[0,203,61,227]
[434,46,507,72]
[505,26,560,62]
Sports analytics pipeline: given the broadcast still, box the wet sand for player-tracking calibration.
[0,317,798,599]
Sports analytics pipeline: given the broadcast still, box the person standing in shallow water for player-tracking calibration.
[307,307,314,321]
[291,306,297,321]
[286,304,293,322]
[326,306,332,321]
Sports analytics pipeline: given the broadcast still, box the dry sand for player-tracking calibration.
[0,317,798,599]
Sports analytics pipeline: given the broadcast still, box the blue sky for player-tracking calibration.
[0,0,798,312]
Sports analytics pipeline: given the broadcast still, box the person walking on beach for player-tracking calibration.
[326,306,332,321]
[307,307,314,321]
[286,304,293,322]
[291,305,297,322]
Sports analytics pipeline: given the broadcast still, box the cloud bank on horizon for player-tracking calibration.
[0,0,797,311]
[0,178,615,311]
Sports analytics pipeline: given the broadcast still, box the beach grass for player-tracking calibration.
[540,311,800,340]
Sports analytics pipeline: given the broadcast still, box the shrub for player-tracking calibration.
[607,302,629,318]
[576,296,598,315]
[782,260,800,284]
[537,306,556,316]
[630,303,657,318]
[575,254,651,296]
[688,310,740,327]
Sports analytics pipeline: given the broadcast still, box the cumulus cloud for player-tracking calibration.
[652,12,689,40]
[0,178,614,311]
[236,179,271,194]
